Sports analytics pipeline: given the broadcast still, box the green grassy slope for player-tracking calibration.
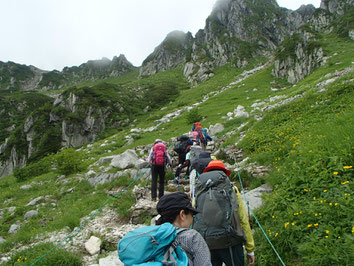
[0,33,353,265]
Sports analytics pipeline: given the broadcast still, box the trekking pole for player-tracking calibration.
[177,173,180,192]
[190,169,196,207]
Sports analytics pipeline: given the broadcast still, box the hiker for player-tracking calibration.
[156,192,213,266]
[193,160,255,266]
[191,122,206,150]
[175,144,202,180]
[174,134,194,165]
[202,128,212,147]
[148,139,172,201]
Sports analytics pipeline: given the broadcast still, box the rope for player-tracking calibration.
[30,168,148,265]
[232,153,286,266]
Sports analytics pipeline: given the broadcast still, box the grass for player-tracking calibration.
[0,27,353,265]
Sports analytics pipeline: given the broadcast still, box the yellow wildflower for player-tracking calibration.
[329,203,333,206]
[304,189,308,192]
[323,190,327,192]
[275,233,279,237]
[335,203,339,206]
[272,216,275,219]
[292,222,295,226]
[309,189,311,192]
[300,211,303,214]
[325,230,330,234]
[313,197,316,200]
[343,166,352,169]
[338,236,341,239]
[333,171,338,175]
[315,213,318,216]
[320,200,324,203]
[341,181,349,185]
[319,213,322,216]
[314,223,319,227]
[325,236,328,239]
[284,222,290,228]
[308,224,313,228]
[352,227,354,233]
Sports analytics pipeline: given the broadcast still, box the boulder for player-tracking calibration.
[24,210,38,220]
[234,105,249,118]
[8,224,20,234]
[26,196,44,206]
[243,184,273,211]
[85,236,102,256]
[209,123,224,136]
[110,149,140,169]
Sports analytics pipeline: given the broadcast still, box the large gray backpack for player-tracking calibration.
[193,170,246,250]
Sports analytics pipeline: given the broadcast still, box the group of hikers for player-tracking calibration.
[118,122,255,266]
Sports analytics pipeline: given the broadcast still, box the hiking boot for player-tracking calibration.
[151,198,157,202]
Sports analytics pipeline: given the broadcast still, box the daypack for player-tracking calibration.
[173,135,190,154]
[190,151,212,175]
[196,129,206,145]
[188,145,203,167]
[151,142,166,166]
[193,170,246,250]
[118,223,189,266]
[189,131,199,144]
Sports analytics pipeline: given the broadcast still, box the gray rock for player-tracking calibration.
[0,236,5,244]
[86,170,96,177]
[95,156,116,165]
[20,184,32,190]
[233,105,249,118]
[243,184,273,211]
[24,210,38,219]
[1,256,11,263]
[110,149,140,169]
[8,224,20,234]
[209,123,224,136]
[98,251,124,266]
[135,160,148,170]
[26,196,44,206]
[85,236,102,256]
[8,206,16,214]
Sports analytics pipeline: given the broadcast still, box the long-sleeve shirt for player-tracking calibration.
[176,228,212,266]
[233,186,255,254]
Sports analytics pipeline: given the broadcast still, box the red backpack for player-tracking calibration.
[194,122,202,131]
[151,142,166,165]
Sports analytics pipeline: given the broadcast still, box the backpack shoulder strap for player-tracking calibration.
[162,228,189,265]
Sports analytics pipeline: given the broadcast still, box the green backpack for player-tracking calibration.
[193,170,246,250]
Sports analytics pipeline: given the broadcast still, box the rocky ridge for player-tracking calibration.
[0,55,135,92]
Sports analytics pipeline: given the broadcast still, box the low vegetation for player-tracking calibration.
[0,26,353,266]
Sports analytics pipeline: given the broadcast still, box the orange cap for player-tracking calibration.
[203,160,231,176]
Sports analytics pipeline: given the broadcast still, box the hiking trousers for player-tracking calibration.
[151,165,165,199]
[210,245,244,266]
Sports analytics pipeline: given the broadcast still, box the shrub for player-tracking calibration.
[13,157,52,182]
[186,109,202,124]
[55,148,84,176]
[5,243,81,266]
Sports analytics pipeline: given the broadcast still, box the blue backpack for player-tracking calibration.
[117,223,189,266]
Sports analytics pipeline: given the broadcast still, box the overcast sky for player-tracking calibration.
[0,0,321,71]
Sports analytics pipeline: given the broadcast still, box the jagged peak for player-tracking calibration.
[294,4,316,18]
